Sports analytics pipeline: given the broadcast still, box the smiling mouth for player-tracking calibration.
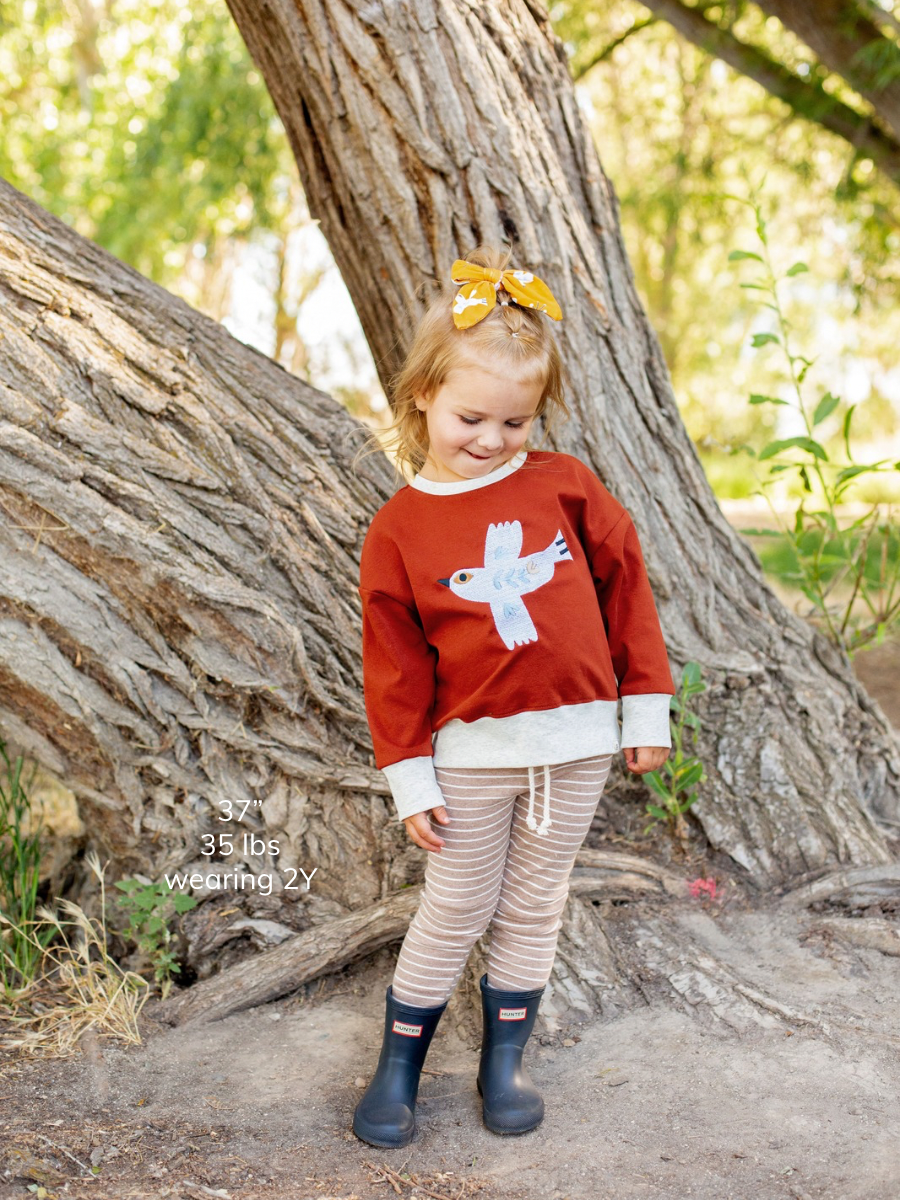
[466,450,493,460]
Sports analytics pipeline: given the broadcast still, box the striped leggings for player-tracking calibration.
[391,754,614,1007]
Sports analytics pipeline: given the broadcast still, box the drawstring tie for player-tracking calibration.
[525,764,552,837]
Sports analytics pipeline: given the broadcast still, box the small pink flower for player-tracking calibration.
[688,876,717,900]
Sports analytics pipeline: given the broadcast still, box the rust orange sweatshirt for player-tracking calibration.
[358,449,675,821]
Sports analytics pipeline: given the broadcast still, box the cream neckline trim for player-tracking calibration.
[410,450,528,495]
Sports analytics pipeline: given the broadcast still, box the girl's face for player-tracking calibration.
[415,359,543,484]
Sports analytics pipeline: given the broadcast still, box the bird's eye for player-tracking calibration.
[455,572,471,583]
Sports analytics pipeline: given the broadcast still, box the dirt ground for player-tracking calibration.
[2,899,899,1200]
[2,632,899,1200]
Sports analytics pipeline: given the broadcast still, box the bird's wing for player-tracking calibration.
[489,595,538,650]
[484,520,523,566]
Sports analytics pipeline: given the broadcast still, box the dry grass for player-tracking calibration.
[0,848,150,1058]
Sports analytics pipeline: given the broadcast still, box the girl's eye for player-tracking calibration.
[459,417,525,428]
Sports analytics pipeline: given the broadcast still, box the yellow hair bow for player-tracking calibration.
[450,259,563,329]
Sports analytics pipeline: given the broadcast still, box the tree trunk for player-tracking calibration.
[224,0,900,886]
[0,178,418,921]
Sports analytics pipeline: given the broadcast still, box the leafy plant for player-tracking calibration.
[113,878,197,999]
[643,662,707,841]
[0,738,57,996]
[725,184,900,657]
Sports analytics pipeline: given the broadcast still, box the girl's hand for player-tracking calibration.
[622,746,669,775]
[403,805,451,853]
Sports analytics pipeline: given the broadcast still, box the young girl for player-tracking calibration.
[352,246,674,1148]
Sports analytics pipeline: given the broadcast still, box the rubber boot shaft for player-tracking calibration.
[477,973,545,1134]
[353,985,447,1148]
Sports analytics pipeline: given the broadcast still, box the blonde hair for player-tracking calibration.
[353,245,570,482]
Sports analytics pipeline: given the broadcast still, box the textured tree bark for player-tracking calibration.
[224,0,900,888]
[0,178,422,917]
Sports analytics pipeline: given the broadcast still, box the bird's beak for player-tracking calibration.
[437,577,451,587]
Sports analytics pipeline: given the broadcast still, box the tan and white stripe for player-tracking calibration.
[391,754,614,1007]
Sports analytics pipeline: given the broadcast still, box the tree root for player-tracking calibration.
[779,864,900,909]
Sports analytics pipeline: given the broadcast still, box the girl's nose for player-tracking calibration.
[477,429,504,450]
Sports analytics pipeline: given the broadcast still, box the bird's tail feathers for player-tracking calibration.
[549,530,573,561]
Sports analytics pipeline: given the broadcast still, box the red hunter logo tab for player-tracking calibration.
[392,1019,424,1037]
[499,1006,527,1020]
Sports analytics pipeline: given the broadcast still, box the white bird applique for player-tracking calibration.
[437,521,573,650]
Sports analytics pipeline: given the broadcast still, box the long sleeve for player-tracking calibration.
[359,587,446,821]
[591,511,675,747]
[359,520,445,822]
[573,459,675,748]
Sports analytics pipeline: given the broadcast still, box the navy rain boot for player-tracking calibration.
[476,972,545,1134]
[352,985,448,1148]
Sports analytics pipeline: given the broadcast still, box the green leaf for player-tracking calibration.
[673,761,704,789]
[786,262,809,276]
[728,250,763,262]
[843,404,856,458]
[646,775,671,800]
[751,332,779,348]
[645,804,669,820]
[749,394,788,406]
[758,436,828,462]
[682,662,702,687]
[812,392,840,426]
[836,465,874,484]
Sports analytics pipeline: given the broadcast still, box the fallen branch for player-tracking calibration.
[154,887,422,1026]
